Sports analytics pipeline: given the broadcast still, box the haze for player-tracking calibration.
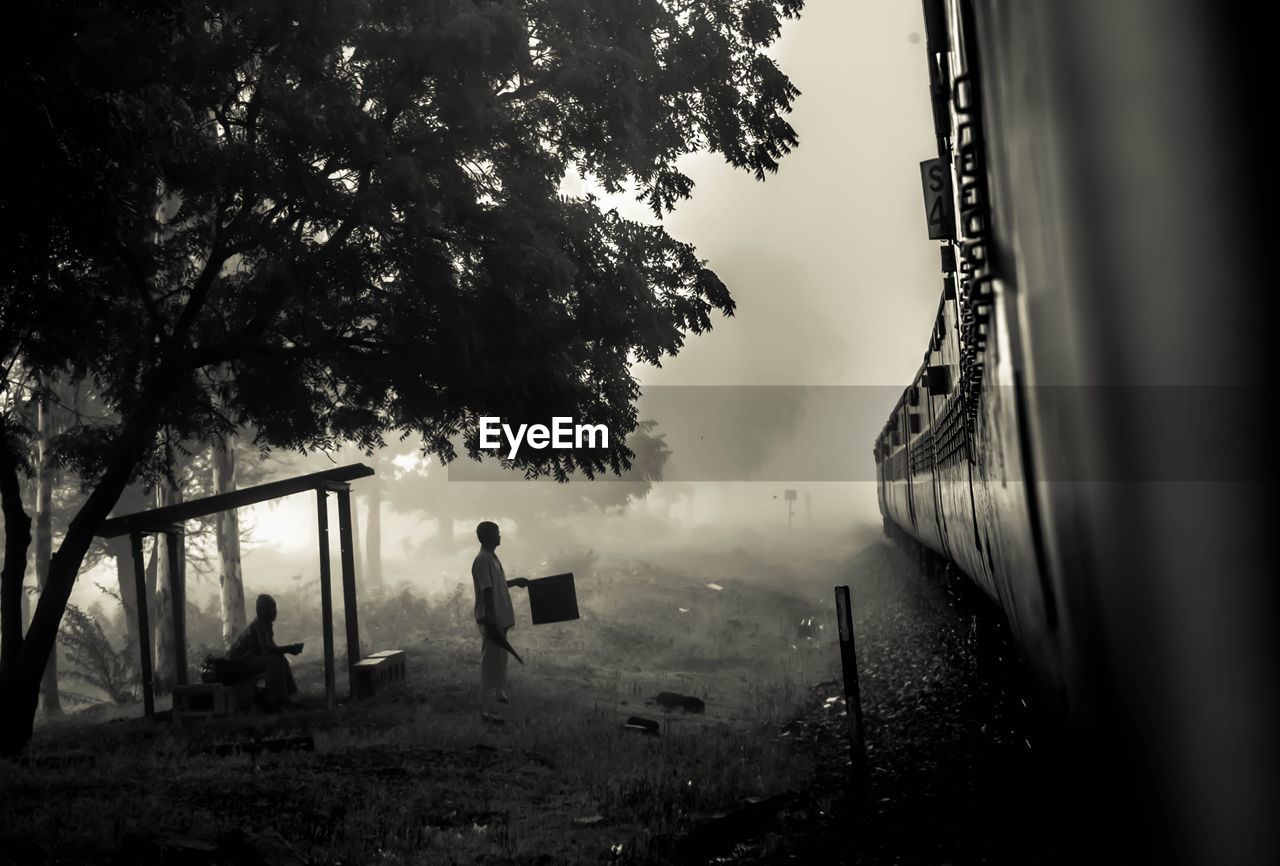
[70,1,938,614]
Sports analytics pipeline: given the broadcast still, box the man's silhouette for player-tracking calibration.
[471,521,527,705]
[224,593,302,711]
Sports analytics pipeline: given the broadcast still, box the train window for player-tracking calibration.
[908,387,921,407]
[954,75,974,115]
[909,413,922,435]
[926,364,951,395]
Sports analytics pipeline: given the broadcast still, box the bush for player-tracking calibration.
[359,584,434,649]
[58,604,139,704]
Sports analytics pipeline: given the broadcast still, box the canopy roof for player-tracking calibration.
[96,463,374,538]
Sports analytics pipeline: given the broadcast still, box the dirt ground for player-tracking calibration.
[0,525,1061,865]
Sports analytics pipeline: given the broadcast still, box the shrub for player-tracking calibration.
[58,604,139,704]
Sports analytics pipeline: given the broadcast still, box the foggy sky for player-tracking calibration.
[587,0,940,390]
[570,1,942,527]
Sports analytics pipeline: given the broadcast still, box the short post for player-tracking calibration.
[130,532,155,718]
[834,585,867,783]
[315,489,337,709]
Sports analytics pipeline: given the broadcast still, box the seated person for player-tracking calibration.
[222,593,303,711]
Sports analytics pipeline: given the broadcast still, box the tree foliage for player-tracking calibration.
[0,0,803,752]
[4,0,802,482]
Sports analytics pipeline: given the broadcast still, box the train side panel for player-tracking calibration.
[873,0,1277,862]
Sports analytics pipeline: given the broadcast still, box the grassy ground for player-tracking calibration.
[2,528,860,866]
[2,525,1060,864]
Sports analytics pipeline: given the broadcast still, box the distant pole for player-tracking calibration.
[335,485,362,693]
[315,489,337,709]
[834,585,867,783]
[130,532,154,718]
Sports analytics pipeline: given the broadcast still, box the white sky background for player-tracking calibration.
[71,2,942,611]
[564,0,941,538]
[574,0,940,389]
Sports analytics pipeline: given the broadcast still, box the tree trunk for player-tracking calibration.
[19,576,29,639]
[152,475,183,695]
[0,445,32,677]
[145,537,158,632]
[351,487,363,591]
[0,413,145,755]
[107,484,149,661]
[110,538,139,660]
[213,434,246,646]
[34,392,61,717]
[0,315,201,755]
[366,473,383,595]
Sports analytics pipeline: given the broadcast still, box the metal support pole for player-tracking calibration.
[335,486,361,693]
[165,528,188,687]
[130,532,154,717]
[834,585,867,782]
[315,489,337,709]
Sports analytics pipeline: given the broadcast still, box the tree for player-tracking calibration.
[0,410,32,680]
[212,430,248,646]
[33,384,62,715]
[151,450,188,694]
[2,374,118,705]
[0,0,803,753]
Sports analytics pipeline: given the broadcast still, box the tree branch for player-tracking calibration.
[111,237,166,341]
[496,69,559,104]
[186,333,392,371]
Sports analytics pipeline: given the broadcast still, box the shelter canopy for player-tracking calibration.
[97,464,374,537]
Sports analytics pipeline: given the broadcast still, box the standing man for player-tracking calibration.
[471,521,528,705]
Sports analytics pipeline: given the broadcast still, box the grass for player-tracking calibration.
[1,537,850,865]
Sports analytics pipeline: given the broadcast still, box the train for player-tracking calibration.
[873,2,1273,864]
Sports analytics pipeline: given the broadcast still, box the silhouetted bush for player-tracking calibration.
[59,604,138,705]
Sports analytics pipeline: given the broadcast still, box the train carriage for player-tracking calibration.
[874,3,1274,864]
